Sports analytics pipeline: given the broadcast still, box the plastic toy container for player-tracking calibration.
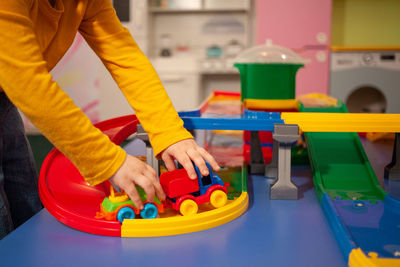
[234,40,308,100]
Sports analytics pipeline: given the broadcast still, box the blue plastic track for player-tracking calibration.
[178,109,283,131]
[322,193,400,259]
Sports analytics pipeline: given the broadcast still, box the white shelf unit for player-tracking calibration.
[149,8,250,13]
[146,0,254,110]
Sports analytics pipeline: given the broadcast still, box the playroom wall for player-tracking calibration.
[331,0,400,47]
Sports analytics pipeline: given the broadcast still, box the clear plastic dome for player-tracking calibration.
[234,39,310,64]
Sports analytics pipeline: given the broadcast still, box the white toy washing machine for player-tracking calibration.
[330,50,400,113]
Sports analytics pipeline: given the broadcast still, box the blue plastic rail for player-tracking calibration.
[178,109,284,131]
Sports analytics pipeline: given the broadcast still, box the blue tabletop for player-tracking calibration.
[3,137,392,267]
[0,167,346,267]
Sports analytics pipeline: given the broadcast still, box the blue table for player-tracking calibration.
[1,138,391,267]
[0,173,345,266]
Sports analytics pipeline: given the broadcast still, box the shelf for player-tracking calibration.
[149,7,249,14]
[200,71,240,75]
[331,46,400,52]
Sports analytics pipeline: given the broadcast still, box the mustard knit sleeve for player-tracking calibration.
[0,1,127,185]
[79,0,193,156]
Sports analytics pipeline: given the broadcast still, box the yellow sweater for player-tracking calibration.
[0,0,192,185]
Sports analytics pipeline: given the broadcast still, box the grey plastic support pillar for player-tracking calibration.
[249,131,266,174]
[136,124,160,176]
[270,124,300,200]
[384,133,400,181]
[265,140,278,178]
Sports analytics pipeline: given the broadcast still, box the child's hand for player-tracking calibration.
[160,139,220,180]
[108,154,165,210]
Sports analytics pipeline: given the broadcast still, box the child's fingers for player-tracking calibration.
[134,175,156,203]
[141,169,165,200]
[187,149,209,176]
[154,181,166,201]
[142,165,166,201]
[143,168,158,184]
[174,153,197,179]
[161,154,176,172]
[198,147,220,171]
[145,164,157,178]
[123,182,143,210]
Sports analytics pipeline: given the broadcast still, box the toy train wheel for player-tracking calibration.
[179,199,198,216]
[140,203,158,219]
[210,190,228,208]
[117,207,136,223]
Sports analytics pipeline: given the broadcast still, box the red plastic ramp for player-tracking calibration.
[39,115,139,236]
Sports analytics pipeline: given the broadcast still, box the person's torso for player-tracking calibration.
[29,0,87,71]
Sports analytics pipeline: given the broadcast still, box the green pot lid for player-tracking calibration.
[234,39,310,64]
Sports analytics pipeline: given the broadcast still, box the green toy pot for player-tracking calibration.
[234,41,308,100]
[235,63,303,100]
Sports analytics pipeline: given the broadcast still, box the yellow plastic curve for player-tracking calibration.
[121,192,248,237]
[244,99,299,110]
[281,112,400,133]
[349,248,400,267]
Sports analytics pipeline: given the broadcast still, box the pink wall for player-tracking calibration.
[295,49,330,96]
[255,0,332,96]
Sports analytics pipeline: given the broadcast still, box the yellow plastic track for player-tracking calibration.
[244,99,299,110]
[349,248,400,267]
[121,192,248,237]
[281,112,400,133]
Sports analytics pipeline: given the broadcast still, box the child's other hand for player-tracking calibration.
[160,139,220,180]
[108,154,166,209]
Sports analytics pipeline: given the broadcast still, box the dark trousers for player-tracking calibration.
[0,92,43,239]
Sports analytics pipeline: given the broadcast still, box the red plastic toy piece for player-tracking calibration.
[159,162,230,216]
[39,115,139,236]
[160,168,199,198]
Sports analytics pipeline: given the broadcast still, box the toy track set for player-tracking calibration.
[39,40,400,266]
[300,104,400,266]
[39,91,400,266]
[39,112,248,237]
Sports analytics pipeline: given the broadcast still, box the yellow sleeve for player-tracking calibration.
[0,0,127,185]
[79,0,193,156]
